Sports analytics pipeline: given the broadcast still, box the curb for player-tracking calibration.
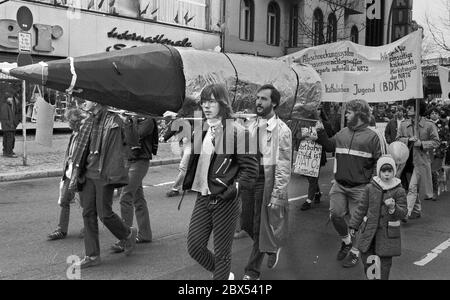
[0,158,181,183]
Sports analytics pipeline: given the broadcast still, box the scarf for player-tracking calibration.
[72,109,106,168]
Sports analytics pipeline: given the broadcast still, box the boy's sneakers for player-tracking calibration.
[228,272,235,280]
[337,242,352,261]
[300,201,312,211]
[111,240,125,253]
[77,256,101,269]
[123,227,137,256]
[267,248,281,269]
[342,251,359,268]
[48,229,67,241]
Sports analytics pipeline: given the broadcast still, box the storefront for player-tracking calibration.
[0,0,221,127]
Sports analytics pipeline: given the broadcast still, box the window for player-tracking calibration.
[289,4,299,47]
[267,1,280,46]
[240,0,254,41]
[327,13,337,43]
[313,8,324,46]
[351,25,359,43]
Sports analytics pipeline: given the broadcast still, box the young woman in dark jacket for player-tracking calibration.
[182,84,258,280]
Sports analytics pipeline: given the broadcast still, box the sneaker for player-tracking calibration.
[409,212,421,219]
[77,256,101,269]
[3,153,18,158]
[48,229,67,241]
[300,201,312,211]
[233,230,248,239]
[228,272,235,280]
[342,251,360,268]
[267,248,281,269]
[123,227,137,256]
[110,240,125,253]
[166,190,180,197]
[136,236,152,244]
[243,274,260,280]
[337,242,352,261]
[314,192,322,204]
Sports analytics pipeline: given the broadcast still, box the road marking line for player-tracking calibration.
[288,195,308,202]
[414,238,450,266]
[143,181,175,188]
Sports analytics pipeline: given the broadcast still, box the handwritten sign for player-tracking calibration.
[293,126,322,177]
[281,30,423,103]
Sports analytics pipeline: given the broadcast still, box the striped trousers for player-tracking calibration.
[187,194,241,280]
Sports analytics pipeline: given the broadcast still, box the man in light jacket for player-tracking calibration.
[241,84,292,280]
[396,99,440,220]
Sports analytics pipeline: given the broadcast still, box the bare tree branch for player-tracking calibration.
[424,0,450,53]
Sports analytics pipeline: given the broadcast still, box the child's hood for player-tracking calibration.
[374,155,401,191]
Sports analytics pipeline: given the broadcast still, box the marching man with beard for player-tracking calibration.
[314,99,382,268]
[241,84,292,280]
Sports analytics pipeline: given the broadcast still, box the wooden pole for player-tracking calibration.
[415,98,420,137]
[340,102,347,130]
[22,80,27,166]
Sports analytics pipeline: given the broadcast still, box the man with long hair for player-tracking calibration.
[316,99,383,268]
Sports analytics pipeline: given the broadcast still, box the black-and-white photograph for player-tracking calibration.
[0,0,450,284]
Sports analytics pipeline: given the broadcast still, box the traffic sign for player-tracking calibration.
[18,31,32,52]
[16,6,33,31]
[17,53,33,67]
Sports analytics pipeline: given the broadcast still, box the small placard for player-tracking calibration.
[18,31,32,52]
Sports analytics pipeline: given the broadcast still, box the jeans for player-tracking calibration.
[2,130,15,155]
[306,175,321,201]
[80,177,130,257]
[361,242,393,280]
[406,168,422,215]
[243,172,266,279]
[57,178,76,233]
[187,194,241,280]
[172,142,191,191]
[329,182,366,237]
[119,159,152,241]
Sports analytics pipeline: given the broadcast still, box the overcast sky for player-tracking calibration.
[413,0,450,57]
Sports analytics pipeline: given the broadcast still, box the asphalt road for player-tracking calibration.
[0,161,450,280]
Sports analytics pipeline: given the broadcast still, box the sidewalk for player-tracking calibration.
[0,134,180,182]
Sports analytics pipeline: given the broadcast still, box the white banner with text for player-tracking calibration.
[282,31,424,103]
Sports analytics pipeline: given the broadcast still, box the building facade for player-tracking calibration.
[0,0,222,125]
[223,0,414,57]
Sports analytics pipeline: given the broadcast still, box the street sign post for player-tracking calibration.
[18,31,32,53]
[16,6,33,166]
[16,6,33,31]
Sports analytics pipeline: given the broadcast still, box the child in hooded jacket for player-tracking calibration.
[347,155,407,280]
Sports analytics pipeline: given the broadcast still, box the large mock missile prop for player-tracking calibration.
[0,44,322,118]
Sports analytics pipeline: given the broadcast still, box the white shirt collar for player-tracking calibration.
[266,115,277,132]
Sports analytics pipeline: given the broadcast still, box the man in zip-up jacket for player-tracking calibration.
[315,99,382,268]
